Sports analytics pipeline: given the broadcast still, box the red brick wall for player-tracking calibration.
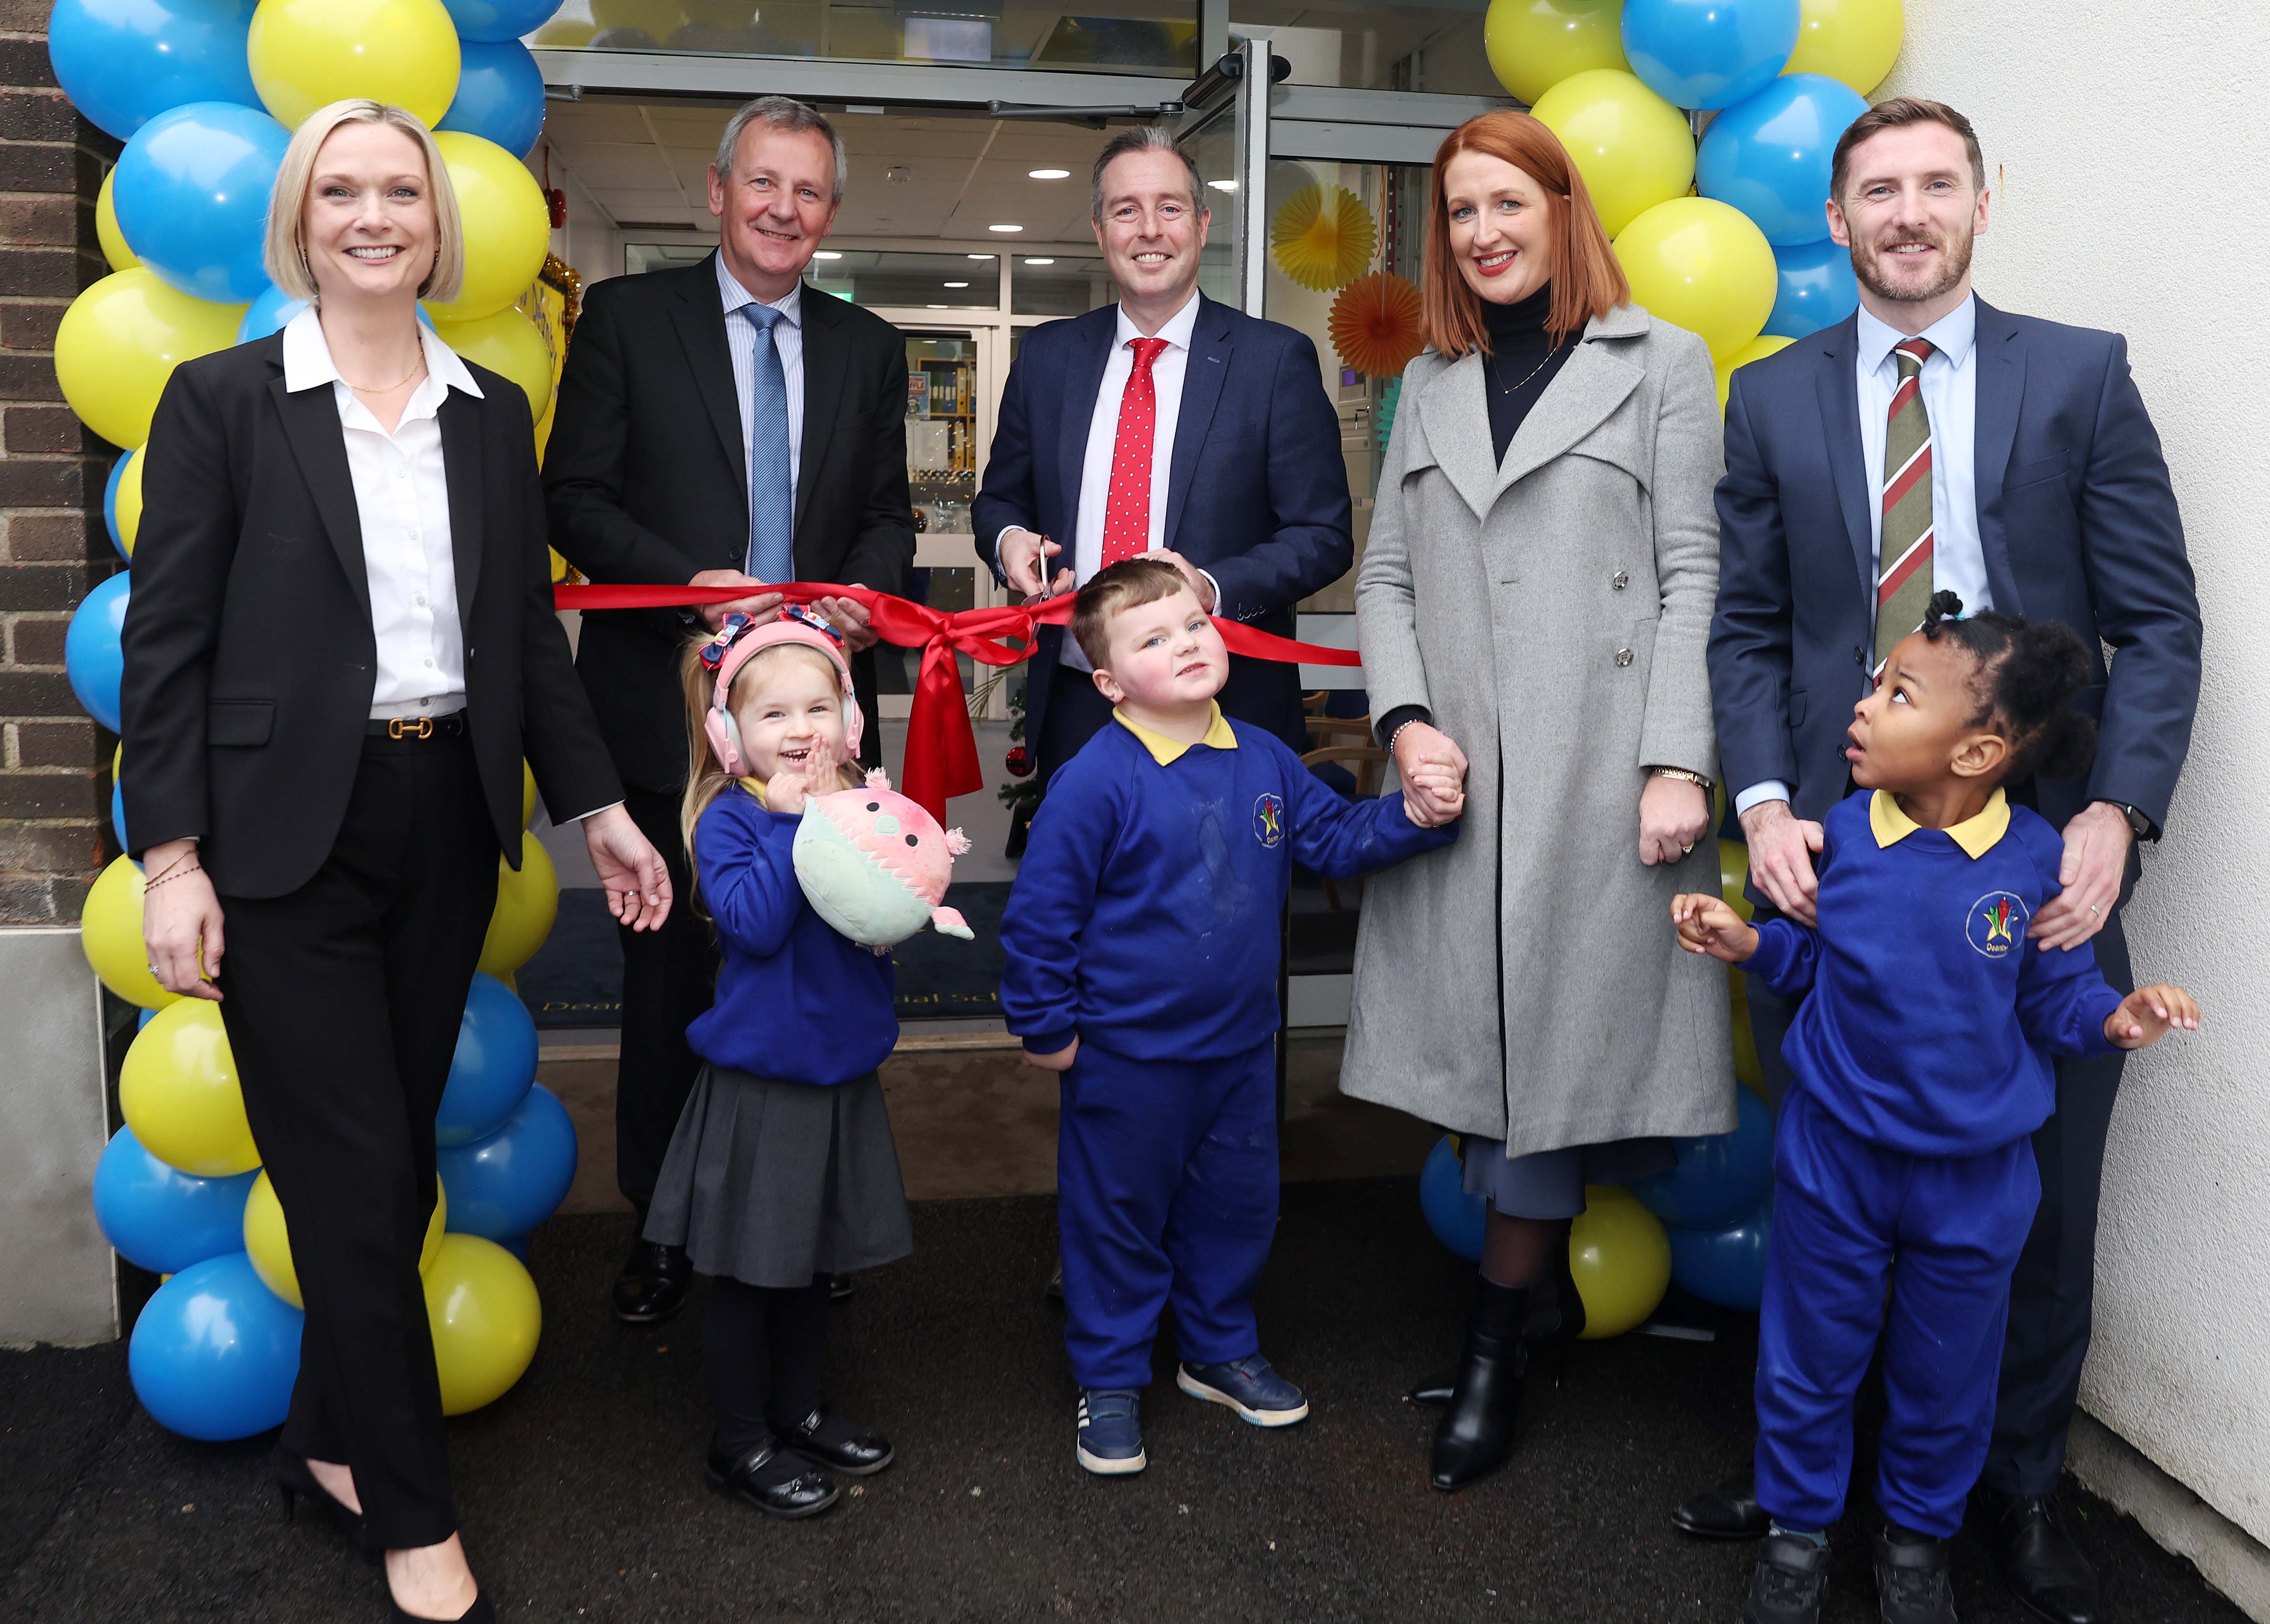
[0,1,116,924]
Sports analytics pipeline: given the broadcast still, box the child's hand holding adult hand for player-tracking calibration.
[2105,983,2201,1049]
[1402,763,1464,827]
[1671,893,1760,963]
[1023,1037,1079,1072]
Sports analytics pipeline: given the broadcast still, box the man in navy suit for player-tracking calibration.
[1697,99,2199,1624]
[973,126,1351,784]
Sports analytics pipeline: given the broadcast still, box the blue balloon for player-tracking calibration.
[112,777,129,851]
[66,572,130,734]
[113,101,292,305]
[1698,74,1871,245]
[1763,237,1860,339]
[1419,1135,1485,1262]
[238,285,434,344]
[438,973,540,1147]
[1668,1193,1774,1310]
[439,40,547,157]
[441,0,565,43]
[1630,1088,1775,1230]
[437,1082,577,1240]
[1622,0,1800,111]
[48,0,261,144]
[102,452,130,562]
[127,1251,302,1441]
[93,1125,257,1275]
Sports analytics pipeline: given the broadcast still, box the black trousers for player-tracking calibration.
[216,729,499,1550]
[1745,858,2137,1502]
[1035,664,1115,789]
[614,785,718,1211]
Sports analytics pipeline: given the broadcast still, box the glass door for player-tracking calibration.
[1175,37,1271,315]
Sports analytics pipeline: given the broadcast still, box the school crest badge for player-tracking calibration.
[1253,792,1285,849]
[1967,891,2027,959]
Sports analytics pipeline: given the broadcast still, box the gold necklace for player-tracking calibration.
[1489,339,1563,396]
[342,343,427,395]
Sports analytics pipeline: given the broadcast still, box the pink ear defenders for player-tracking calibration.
[698,607,863,778]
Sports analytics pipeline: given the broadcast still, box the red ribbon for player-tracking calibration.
[556,581,1361,823]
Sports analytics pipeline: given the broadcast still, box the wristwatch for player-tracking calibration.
[2105,801,2157,842]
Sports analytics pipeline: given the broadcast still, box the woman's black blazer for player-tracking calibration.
[120,332,624,900]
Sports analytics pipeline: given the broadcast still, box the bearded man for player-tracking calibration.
[1691,97,2201,1624]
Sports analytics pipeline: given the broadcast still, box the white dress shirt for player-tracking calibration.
[1023,290,1217,672]
[283,306,477,723]
[1736,294,1987,818]
[716,253,805,564]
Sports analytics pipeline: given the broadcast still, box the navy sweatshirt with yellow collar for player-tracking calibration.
[1001,704,1457,1062]
[1750,788,2124,1158]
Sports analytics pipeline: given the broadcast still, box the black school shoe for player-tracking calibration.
[1875,1529,1960,1624]
[705,1440,839,1520]
[1678,1465,1771,1540]
[774,1406,895,1475]
[1741,1532,1832,1624]
[612,1239,692,1325]
[1979,1490,2101,1624]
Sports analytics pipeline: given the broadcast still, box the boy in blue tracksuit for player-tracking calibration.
[1002,556,1462,1477]
[1676,595,2198,1624]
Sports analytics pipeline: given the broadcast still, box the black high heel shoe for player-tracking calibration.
[272,1450,379,1566]
[1408,1227,1589,1409]
[1428,1278,1532,1491]
[387,1589,493,1623]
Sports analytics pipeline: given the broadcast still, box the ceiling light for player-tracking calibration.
[927,303,947,308]
[987,223,1023,232]
[1207,179,1238,192]
[1023,257,1055,266]
[1028,167,1071,180]
[813,250,844,259]
[968,253,995,260]
[943,280,969,287]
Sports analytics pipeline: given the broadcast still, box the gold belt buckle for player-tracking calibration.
[388,717,434,741]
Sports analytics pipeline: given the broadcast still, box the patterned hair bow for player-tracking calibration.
[697,605,843,673]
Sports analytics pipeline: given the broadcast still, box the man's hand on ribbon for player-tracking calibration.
[999,528,1072,600]
[810,588,880,652]
[688,568,784,631]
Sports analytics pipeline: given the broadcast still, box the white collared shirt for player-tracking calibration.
[716,253,806,562]
[282,306,480,722]
[1735,294,1989,819]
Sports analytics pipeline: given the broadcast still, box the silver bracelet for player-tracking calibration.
[1386,717,1426,753]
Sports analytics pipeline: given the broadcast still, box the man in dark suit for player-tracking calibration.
[546,95,914,1324]
[1697,99,2199,1624]
[973,126,1352,782]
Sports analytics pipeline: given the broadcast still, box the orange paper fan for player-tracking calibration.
[1271,184,1377,292]
[1329,273,1426,379]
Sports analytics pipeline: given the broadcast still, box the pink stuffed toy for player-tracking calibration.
[792,768,976,950]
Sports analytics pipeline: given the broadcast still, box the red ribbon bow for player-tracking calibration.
[555,581,1360,823]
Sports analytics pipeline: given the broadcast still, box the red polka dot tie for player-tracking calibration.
[1100,337,1170,569]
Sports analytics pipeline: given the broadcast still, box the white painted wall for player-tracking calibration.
[1883,0,2270,1545]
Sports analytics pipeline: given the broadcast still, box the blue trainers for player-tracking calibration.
[1075,1389,1146,1475]
[1177,1355,1310,1427]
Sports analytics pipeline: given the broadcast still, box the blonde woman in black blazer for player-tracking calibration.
[121,100,671,1624]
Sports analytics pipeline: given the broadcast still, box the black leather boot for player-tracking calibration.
[1427,1278,1530,1491]
[1981,1490,2100,1624]
[1411,1236,1585,1407]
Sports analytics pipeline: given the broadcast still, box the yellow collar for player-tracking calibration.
[1114,701,1237,766]
[738,775,772,809]
[1870,787,2010,859]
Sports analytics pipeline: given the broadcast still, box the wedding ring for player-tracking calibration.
[1681,843,1694,855]
[2088,904,2100,916]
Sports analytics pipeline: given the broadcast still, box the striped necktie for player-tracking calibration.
[742,302,794,585]
[1874,337,1937,674]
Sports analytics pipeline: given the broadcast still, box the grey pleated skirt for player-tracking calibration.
[1459,1134,1677,1220]
[643,1063,913,1288]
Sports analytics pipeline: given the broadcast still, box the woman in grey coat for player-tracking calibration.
[1341,111,1735,1490]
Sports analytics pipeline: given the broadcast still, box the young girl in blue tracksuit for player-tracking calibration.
[1674,593,2199,1624]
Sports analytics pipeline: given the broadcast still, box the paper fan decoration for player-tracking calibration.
[1329,273,1426,379]
[1271,184,1378,291]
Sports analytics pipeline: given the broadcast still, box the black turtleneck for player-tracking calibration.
[1479,281,1574,466]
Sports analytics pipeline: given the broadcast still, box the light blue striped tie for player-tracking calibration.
[742,302,795,583]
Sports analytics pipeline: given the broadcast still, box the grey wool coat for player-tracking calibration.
[1342,304,1736,1155]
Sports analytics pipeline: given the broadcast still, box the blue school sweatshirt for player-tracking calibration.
[685,785,897,1086]
[1748,788,2124,1157]
[1000,704,1458,1062]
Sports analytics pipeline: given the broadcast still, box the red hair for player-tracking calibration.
[1421,111,1630,358]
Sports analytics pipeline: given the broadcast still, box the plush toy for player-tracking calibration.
[794,769,975,949]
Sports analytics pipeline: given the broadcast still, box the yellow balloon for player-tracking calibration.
[1531,69,1696,240]
[121,1000,259,1177]
[82,854,184,1010]
[1719,837,1754,923]
[97,168,138,272]
[1614,197,1778,361]
[424,133,551,323]
[432,308,553,421]
[1715,333,1795,414]
[1571,1185,1672,1339]
[246,0,461,131]
[479,830,558,978]
[56,269,244,451]
[590,0,687,31]
[245,1170,444,1309]
[425,1234,542,1415]
[1784,0,1904,96]
[1484,0,1628,105]
[113,443,146,557]
[547,546,568,584]
[531,17,598,46]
